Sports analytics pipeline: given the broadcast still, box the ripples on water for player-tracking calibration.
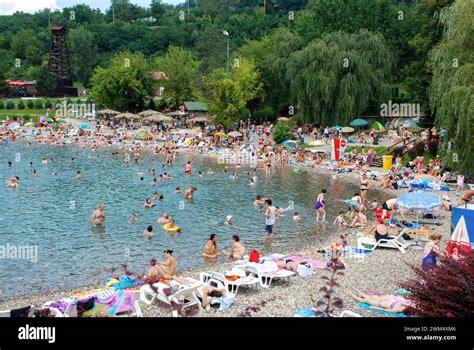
[0,142,384,297]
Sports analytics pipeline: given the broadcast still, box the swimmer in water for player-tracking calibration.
[152,192,159,200]
[293,212,301,221]
[159,194,164,201]
[76,170,82,180]
[144,198,155,208]
[184,161,192,174]
[225,215,233,225]
[52,171,57,176]
[198,171,203,177]
[143,225,154,238]
[157,213,171,224]
[130,213,138,224]
[8,161,11,168]
[41,158,48,165]
[33,169,38,177]
[207,168,214,174]
[150,178,158,186]
[137,170,143,177]
[185,187,196,200]
[166,219,181,235]
[6,176,19,188]
[249,178,255,186]
[175,187,181,194]
[254,195,267,207]
[91,204,106,226]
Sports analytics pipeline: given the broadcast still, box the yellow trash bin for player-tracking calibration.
[382,155,393,170]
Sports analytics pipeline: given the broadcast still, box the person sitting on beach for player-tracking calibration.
[225,235,246,260]
[348,289,414,314]
[203,234,222,260]
[143,225,154,238]
[349,209,367,228]
[156,250,177,280]
[144,198,155,208]
[91,204,106,226]
[157,213,171,224]
[293,212,301,221]
[130,213,138,224]
[143,258,160,283]
[334,211,348,226]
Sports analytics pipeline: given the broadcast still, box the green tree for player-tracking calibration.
[91,51,154,112]
[68,26,98,87]
[154,46,199,106]
[10,29,46,67]
[203,59,262,127]
[285,30,394,125]
[430,0,474,174]
[273,120,297,144]
[28,64,58,96]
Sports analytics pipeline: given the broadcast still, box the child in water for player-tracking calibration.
[293,212,301,221]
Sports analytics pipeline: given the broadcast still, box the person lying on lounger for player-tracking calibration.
[348,289,414,314]
[198,286,227,309]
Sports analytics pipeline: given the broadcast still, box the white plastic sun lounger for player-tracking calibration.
[199,269,260,295]
[195,278,236,308]
[237,261,296,288]
[357,229,410,253]
[139,278,203,317]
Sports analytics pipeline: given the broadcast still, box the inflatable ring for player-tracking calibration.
[163,223,181,233]
[293,167,302,173]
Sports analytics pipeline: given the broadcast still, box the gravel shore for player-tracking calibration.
[0,176,452,317]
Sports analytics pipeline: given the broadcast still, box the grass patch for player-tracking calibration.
[0,109,47,119]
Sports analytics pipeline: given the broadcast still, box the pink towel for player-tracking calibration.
[285,256,327,269]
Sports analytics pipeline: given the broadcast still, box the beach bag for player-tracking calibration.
[249,250,260,263]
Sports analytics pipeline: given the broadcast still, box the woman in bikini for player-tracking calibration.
[360,174,369,204]
[156,250,177,280]
[348,289,414,314]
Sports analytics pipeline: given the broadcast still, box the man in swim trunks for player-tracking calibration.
[382,198,397,219]
[91,204,106,226]
[185,187,196,200]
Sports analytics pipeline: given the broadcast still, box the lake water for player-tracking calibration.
[0,142,378,298]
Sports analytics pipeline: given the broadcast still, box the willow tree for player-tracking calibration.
[285,30,394,126]
[430,0,474,175]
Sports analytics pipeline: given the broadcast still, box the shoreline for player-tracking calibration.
[0,134,453,317]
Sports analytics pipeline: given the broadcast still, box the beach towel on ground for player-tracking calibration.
[357,303,407,317]
[285,256,327,269]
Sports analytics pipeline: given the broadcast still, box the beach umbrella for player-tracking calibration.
[144,113,174,123]
[79,124,90,129]
[308,140,325,146]
[24,122,33,127]
[372,121,386,131]
[334,125,342,130]
[349,119,369,127]
[114,113,140,120]
[138,109,158,117]
[277,117,289,122]
[97,109,120,115]
[341,127,355,133]
[188,116,208,123]
[397,191,441,211]
[215,132,227,137]
[58,119,68,124]
[228,131,243,138]
[446,216,471,256]
[283,140,298,149]
[167,110,187,117]
[8,122,20,129]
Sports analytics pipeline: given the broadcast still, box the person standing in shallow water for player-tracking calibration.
[315,189,327,222]
[91,204,106,226]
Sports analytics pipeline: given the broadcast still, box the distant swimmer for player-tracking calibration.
[185,187,196,200]
[130,213,138,224]
[207,168,214,174]
[254,195,267,207]
[225,215,233,226]
[150,178,158,186]
[76,170,82,180]
[143,225,154,238]
[293,212,301,221]
[144,198,155,208]
[6,176,19,188]
[157,213,171,224]
[91,204,106,226]
[41,158,48,165]
[33,169,38,177]
[184,161,192,174]
[175,187,181,194]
